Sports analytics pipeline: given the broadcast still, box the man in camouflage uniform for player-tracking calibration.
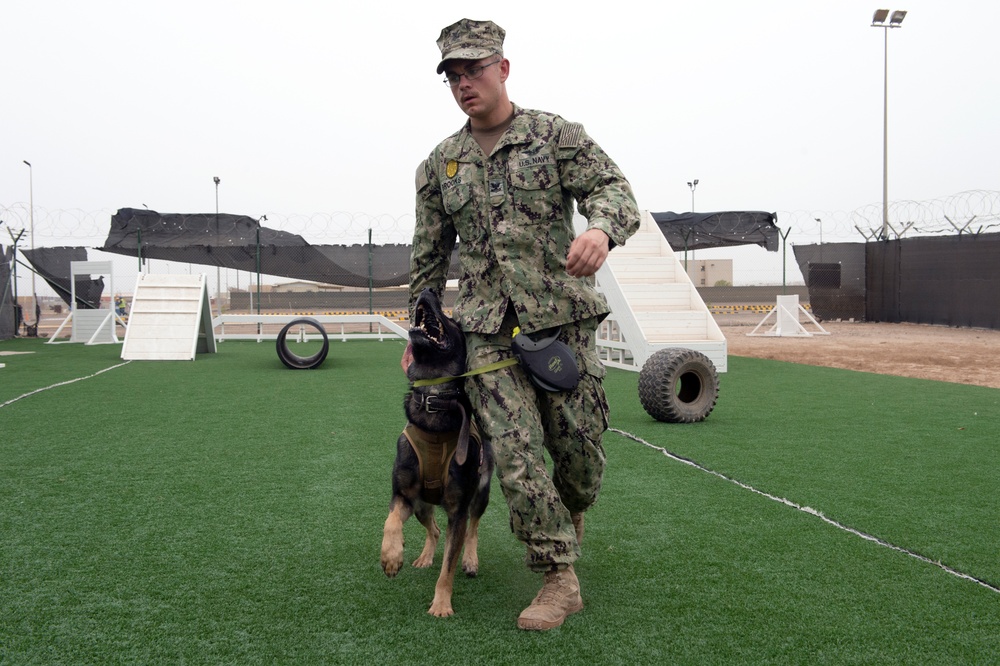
[403,18,640,631]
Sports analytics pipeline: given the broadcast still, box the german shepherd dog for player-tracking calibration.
[380,289,494,617]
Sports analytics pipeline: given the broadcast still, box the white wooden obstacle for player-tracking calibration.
[747,294,829,337]
[592,211,728,372]
[47,261,126,345]
[121,273,217,360]
[212,314,407,342]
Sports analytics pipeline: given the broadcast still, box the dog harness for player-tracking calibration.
[402,420,482,505]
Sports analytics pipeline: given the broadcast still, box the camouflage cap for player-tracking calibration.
[435,19,505,74]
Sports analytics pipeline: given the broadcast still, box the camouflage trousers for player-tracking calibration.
[465,308,609,572]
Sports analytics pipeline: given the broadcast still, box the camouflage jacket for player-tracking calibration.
[410,104,640,335]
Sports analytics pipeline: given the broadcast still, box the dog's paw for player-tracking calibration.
[412,552,434,568]
[461,555,479,578]
[381,556,403,578]
[381,539,404,578]
[412,537,437,568]
[428,598,455,618]
[382,557,402,578]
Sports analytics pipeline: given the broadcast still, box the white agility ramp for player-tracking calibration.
[591,211,728,372]
[47,261,126,345]
[747,294,829,337]
[121,273,217,360]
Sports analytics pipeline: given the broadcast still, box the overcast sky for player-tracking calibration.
[3,0,998,248]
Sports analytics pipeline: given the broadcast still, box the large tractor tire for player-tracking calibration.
[276,318,330,370]
[638,348,719,423]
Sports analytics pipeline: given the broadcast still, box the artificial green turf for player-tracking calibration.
[2,337,999,664]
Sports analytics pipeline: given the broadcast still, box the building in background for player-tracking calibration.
[686,259,733,288]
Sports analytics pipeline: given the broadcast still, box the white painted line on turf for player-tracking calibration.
[610,427,1000,596]
[0,361,133,409]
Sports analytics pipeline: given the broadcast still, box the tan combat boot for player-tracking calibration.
[517,565,584,630]
[571,512,584,546]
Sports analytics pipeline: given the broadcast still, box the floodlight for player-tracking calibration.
[872,9,889,24]
[890,10,906,24]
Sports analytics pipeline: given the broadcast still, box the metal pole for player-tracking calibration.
[780,227,792,295]
[11,235,18,332]
[11,244,19,333]
[256,226,262,337]
[7,228,24,334]
[687,179,698,267]
[368,228,374,314]
[872,10,905,239]
[815,217,823,261]
[214,177,221,315]
[256,227,261,315]
[882,27,889,239]
[368,228,374,333]
[782,236,787,295]
[23,161,37,321]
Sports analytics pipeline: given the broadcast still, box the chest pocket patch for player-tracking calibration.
[440,161,473,214]
[510,150,558,191]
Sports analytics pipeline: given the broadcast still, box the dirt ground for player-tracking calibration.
[721,321,1000,389]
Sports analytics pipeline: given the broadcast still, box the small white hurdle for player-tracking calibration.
[747,294,829,337]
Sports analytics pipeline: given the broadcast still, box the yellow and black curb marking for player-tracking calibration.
[708,303,812,314]
[254,305,806,321]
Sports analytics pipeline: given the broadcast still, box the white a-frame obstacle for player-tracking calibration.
[591,211,728,373]
[47,261,126,345]
[121,273,217,360]
[747,294,829,337]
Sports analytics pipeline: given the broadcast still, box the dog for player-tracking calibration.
[380,288,494,618]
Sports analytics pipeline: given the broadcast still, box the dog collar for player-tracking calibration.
[411,386,463,414]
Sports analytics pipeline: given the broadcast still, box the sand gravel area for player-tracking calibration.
[721,321,1000,389]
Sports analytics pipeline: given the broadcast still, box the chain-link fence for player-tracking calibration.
[3,190,999,337]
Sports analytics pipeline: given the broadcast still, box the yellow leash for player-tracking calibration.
[410,358,519,388]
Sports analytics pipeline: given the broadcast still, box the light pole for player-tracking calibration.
[871,9,907,240]
[214,176,221,310]
[685,179,699,271]
[22,160,37,322]
[815,217,824,261]
[686,179,699,212]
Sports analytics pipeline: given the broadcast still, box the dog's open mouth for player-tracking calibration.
[411,292,449,350]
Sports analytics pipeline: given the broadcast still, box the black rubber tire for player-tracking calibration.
[276,318,330,370]
[638,348,719,423]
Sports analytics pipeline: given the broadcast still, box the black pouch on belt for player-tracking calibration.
[511,326,580,392]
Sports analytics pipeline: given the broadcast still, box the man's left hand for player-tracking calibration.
[566,228,610,277]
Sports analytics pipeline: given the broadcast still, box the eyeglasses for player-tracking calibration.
[442,59,501,87]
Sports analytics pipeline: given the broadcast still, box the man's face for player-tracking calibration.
[443,56,509,122]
